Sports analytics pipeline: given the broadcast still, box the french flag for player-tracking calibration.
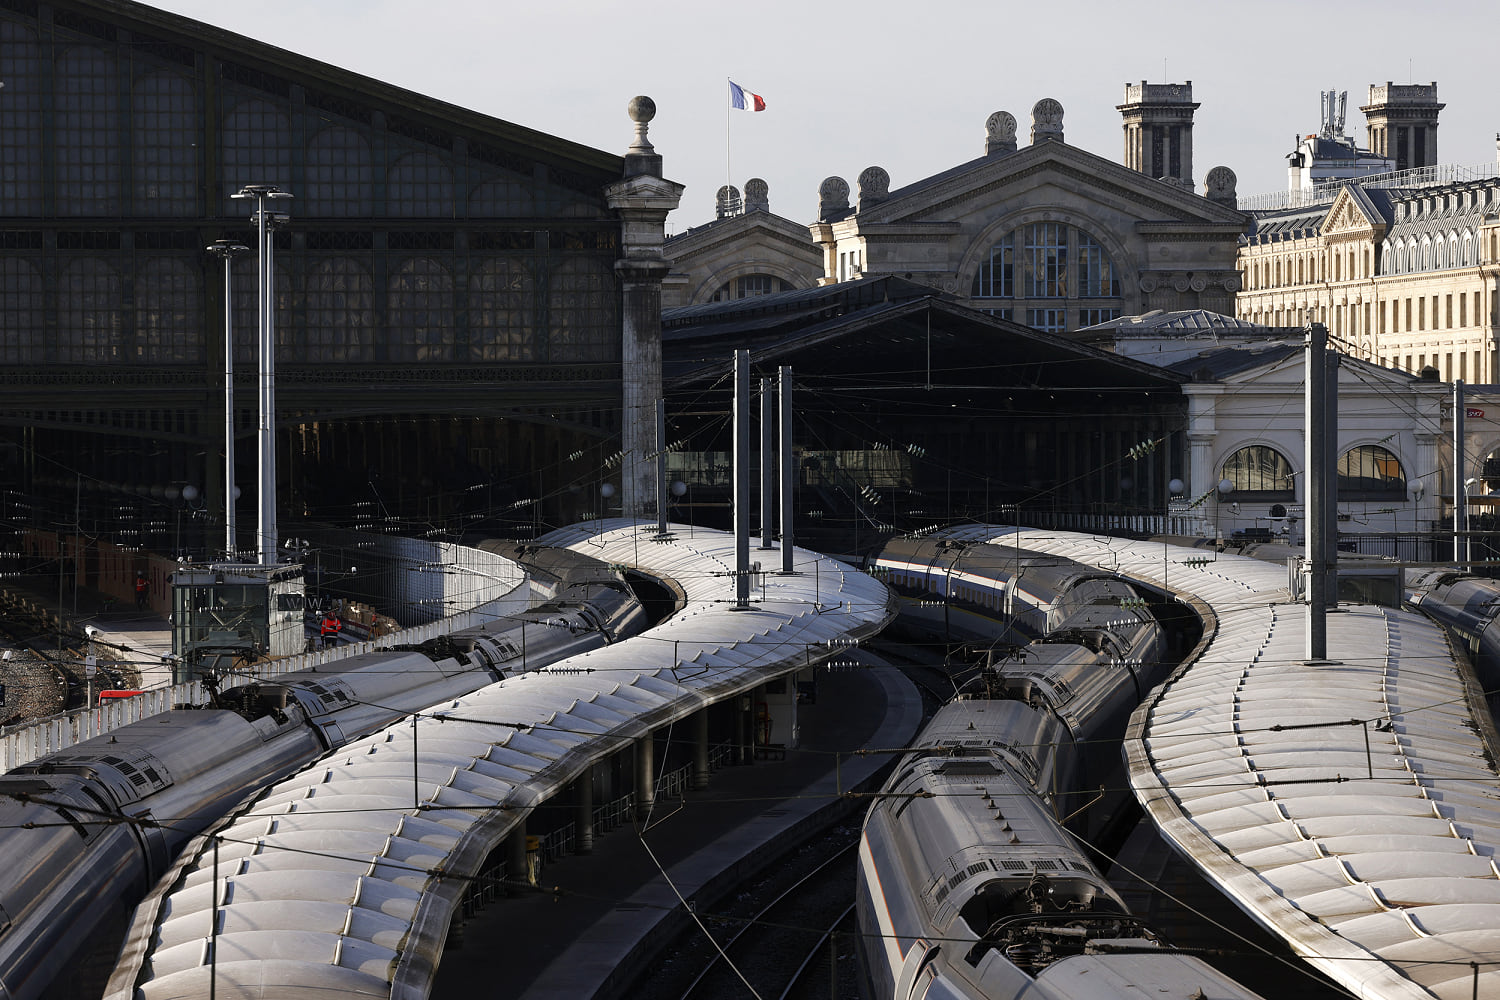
[729,80,765,112]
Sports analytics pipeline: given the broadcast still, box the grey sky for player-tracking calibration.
[150,0,1496,229]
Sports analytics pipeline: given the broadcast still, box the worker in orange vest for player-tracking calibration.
[319,611,343,648]
[134,572,150,611]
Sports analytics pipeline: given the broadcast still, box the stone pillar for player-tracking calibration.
[1187,427,1217,539]
[1117,81,1199,187]
[604,97,685,520]
[693,707,710,789]
[506,822,527,895]
[574,767,594,854]
[734,692,749,765]
[635,733,655,821]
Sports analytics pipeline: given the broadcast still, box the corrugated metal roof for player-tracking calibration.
[959,527,1500,1000]
[107,522,895,1000]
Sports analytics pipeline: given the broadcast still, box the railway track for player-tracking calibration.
[865,636,977,712]
[625,822,863,1000]
[678,831,859,1000]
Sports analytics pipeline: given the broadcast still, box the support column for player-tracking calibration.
[506,822,527,895]
[604,97,684,520]
[735,693,750,765]
[574,768,594,855]
[693,707,710,789]
[635,733,655,821]
[760,376,774,549]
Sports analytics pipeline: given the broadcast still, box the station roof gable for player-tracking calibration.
[844,139,1247,231]
[662,276,1185,395]
[74,0,622,185]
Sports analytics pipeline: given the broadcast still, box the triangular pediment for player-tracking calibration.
[667,210,816,260]
[849,139,1246,231]
[1192,343,1420,389]
[1320,186,1387,240]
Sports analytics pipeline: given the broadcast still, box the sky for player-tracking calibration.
[149,0,1498,231]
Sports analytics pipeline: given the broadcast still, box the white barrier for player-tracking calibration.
[0,554,529,774]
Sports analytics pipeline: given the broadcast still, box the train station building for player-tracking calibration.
[0,0,1487,580]
[0,0,658,585]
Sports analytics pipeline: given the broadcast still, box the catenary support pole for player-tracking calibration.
[779,366,795,574]
[1455,379,1467,566]
[760,376,774,549]
[1306,322,1327,661]
[734,350,751,609]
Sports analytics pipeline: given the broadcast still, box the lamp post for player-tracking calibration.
[671,480,688,534]
[230,184,292,567]
[84,625,97,710]
[207,240,249,561]
[1216,478,1234,543]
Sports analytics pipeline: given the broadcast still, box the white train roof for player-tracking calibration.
[107,522,894,1000]
[951,526,1500,1000]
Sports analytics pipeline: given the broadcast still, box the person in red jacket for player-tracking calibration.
[134,572,150,611]
[319,611,343,648]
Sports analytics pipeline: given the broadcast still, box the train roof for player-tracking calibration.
[971,527,1500,1000]
[106,522,895,1000]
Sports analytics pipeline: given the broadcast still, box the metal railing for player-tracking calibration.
[1,592,529,774]
[541,822,575,862]
[1239,162,1500,214]
[592,792,636,834]
[656,761,695,801]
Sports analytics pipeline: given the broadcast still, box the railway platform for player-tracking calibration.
[432,655,922,1000]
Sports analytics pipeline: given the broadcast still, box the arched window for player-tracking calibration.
[1221,445,1295,499]
[388,151,455,217]
[968,223,1121,332]
[387,257,454,363]
[306,258,376,363]
[305,127,373,217]
[712,273,793,301]
[971,232,1013,298]
[1338,445,1406,499]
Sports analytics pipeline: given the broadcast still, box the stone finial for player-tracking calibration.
[623,96,663,178]
[627,96,656,154]
[1031,98,1064,144]
[1204,166,1237,208]
[857,166,890,209]
[716,185,743,219]
[743,177,769,212]
[818,176,850,221]
[986,111,1017,156]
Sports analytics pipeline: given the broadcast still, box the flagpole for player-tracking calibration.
[725,77,733,197]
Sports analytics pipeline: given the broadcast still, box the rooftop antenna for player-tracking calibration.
[1318,89,1347,141]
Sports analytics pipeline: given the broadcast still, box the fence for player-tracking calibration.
[0,538,529,774]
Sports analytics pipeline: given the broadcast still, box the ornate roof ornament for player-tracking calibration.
[716,185,742,219]
[858,166,890,210]
[986,111,1018,156]
[818,176,850,221]
[743,177,769,213]
[1031,98,1064,144]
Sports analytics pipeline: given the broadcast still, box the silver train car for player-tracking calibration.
[1405,566,1500,713]
[873,533,1156,651]
[0,544,646,1000]
[856,701,1266,1000]
[857,531,1262,999]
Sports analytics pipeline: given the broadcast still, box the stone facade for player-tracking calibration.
[661,178,822,309]
[1361,82,1444,172]
[1177,346,1446,546]
[1118,81,1199,188]
[1237,178,1500,383]
[808,96,1246,335]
